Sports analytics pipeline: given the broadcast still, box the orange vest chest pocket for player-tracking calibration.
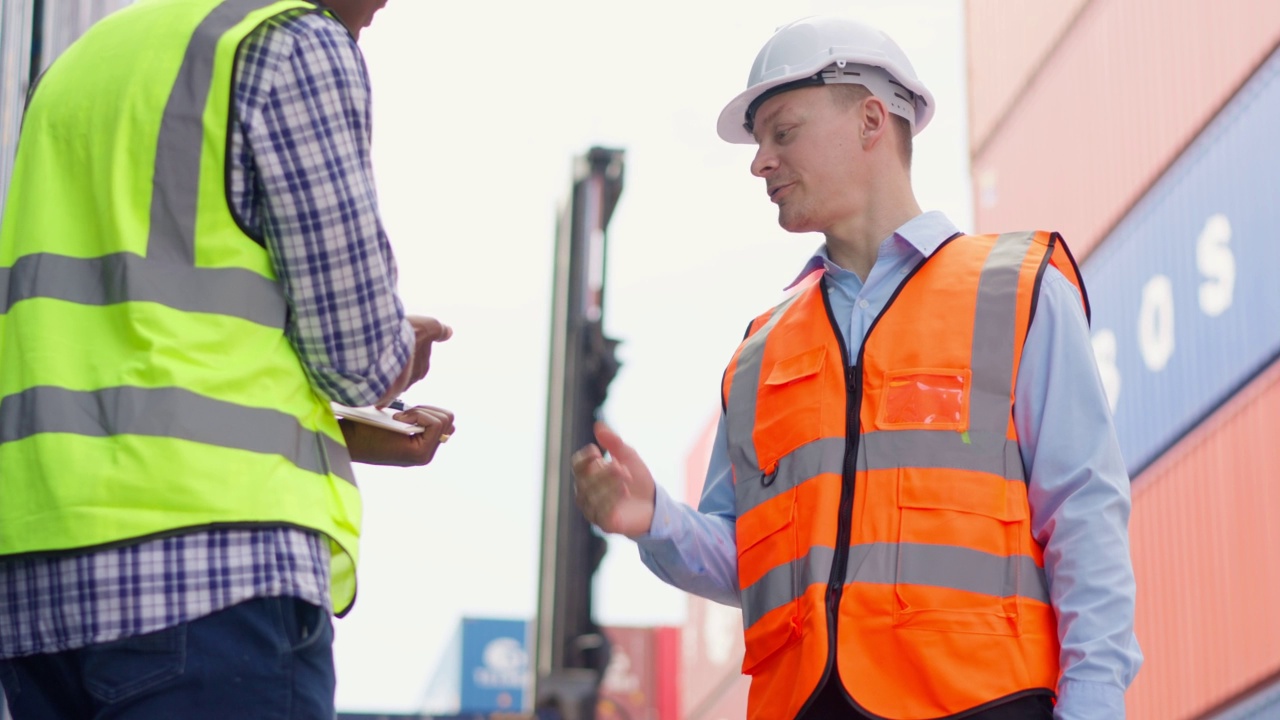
[753,347,831,466]
[889,470,1033,637]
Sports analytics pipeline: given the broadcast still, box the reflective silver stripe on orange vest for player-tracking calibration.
[0,386,355,486]
[734,431,1024,517]
[0,253,287,328]
[742,543,1050,628]
[731,233,1047,631]
[725,288,809,487]
[734,437,844,517]
[969,231,1034,441]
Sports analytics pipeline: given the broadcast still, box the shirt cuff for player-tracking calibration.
[374,318,415,398]
[634,484,679,544]
[1054,678,1127,720]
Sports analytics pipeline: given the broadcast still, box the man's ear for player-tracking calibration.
[860,95,890,150]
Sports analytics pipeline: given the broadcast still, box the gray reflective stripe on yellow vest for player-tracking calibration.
[742,542,1050,628]
[0,386,355,485]
[0,253,286,328]
[0,0,289,327]
[0,0,346,486]
[150,0,281,263]
[725,288,809,488]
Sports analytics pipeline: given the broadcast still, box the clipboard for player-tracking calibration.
[331,402,423,435]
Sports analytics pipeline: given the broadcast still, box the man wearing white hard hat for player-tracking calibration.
[573,15,1141,720]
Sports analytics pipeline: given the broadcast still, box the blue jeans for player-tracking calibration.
[0,596,334,720]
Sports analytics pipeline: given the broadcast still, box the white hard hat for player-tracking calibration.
[717,15,935,144]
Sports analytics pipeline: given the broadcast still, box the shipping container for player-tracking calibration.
[964,0,1089,150]
[421,618,676,719]
[0,0,34,206]
[680,596,749,720]
[1205,675,1280,720]
[597,626,680,720]
[1,0,135,207]
[1081,43,1280,476]
[969,0,1280,258]
[684,676,749,720]
[35,0,133,73]
[421,618,532,716]
[679,416,750,719]
[1126,360,1280,719]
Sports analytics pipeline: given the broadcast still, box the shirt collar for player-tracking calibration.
[784,211,961,290]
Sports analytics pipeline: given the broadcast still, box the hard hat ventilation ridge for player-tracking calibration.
[743,62,921,136]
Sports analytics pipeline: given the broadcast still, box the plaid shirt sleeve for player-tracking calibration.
[231,11,413,407]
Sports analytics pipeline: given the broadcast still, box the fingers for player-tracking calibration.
[395,405,455,439]
[594,421,640,467]
[572,457,624,529]
[570,443,603,478]
[409,315,452,343]
[403,316,453,388]
[388,405,455,466]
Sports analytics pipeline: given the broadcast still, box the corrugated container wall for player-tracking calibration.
[967,0,1280,258]
[678,416,750,720]
[968,1,1280,718]
[37,0,132,69]
[964,0,1089,151]
[597,625,680,720]
[0,0,34,207]
[1127,362,1280,719]
[0,0,133,209]
[1081,44,1280,477]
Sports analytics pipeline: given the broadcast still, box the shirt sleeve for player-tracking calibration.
[635,412,741,607]
[236,13,413,407]
[1015,268,1145,720]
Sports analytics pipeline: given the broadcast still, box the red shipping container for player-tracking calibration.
[965,0,1090,150]
[1127,359,1280,719]
[968,0,1280,258]
[680,416,750,718]
[598,626,680,720]
[681,597,748,720]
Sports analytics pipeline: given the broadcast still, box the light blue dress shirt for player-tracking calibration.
[634,211,1143,719]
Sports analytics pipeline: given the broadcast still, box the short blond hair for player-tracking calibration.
[830,84,913,168]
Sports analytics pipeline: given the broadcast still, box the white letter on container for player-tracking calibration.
[1139,275,1176,372]
[1197,213,1235,317]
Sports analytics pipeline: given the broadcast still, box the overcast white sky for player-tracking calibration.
[337,0,972,712]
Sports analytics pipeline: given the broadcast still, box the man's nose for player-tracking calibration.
[750,144,776,178]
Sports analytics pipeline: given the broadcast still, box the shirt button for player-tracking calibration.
[859,299,869,309]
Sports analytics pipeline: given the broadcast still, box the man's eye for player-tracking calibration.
[775,128,791,142]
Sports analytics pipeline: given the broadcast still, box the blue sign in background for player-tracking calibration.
[1082,47,1280,477]
[458,618,529,713]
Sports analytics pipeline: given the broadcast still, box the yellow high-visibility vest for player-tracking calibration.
[0,0,364,614]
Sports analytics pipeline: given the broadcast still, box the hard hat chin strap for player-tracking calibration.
[743,62,921,136]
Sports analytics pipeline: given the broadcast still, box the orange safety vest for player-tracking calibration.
[721,231,1088,720]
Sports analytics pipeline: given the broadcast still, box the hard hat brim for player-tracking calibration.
[716,58,936,144]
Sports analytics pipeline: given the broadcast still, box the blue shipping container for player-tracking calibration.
[1082,46,1280,476]
[458,618,529,714]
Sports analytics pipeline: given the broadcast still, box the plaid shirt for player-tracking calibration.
[0,9,410,658]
